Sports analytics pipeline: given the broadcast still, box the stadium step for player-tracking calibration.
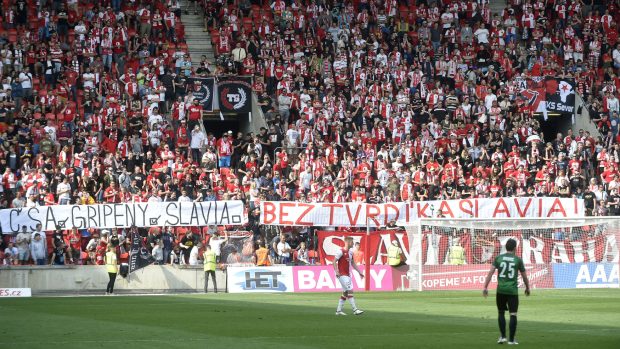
[489,1,506,15]
[179,0,216,67]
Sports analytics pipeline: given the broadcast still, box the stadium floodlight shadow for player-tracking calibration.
[0,290,618,349]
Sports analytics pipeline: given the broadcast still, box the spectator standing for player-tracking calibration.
[18,68,32,102]
[162,227,175,264]
[30,233,47,265]
[217,133,233,168]
[277,235,292,264]
[15,227,30,265]
[607,93,619,116]
[278,93,292,122]
[190,125,205,163]
[56,177,71,205]
[208,231,228,263]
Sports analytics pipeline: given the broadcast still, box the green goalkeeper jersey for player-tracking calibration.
[493,253,525,295]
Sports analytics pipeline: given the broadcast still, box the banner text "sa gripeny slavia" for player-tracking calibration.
[0,201,245,233]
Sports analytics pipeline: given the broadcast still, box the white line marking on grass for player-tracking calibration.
[2,328,617,346]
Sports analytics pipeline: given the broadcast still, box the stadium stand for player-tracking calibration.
[1,0,619,266]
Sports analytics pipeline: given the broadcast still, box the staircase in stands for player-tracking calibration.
[179,0,216,67]
[489,0,508,15]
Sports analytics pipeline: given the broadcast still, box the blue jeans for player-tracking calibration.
[219,156,231,168]
[36,258,46,265]
[102,54,112,70]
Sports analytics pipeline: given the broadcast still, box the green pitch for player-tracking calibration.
[1,289,618,349]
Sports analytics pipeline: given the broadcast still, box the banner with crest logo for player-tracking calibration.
[218,76,253,113]
[188,77,215,112]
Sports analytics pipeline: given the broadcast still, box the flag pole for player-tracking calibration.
[364,216,370,291]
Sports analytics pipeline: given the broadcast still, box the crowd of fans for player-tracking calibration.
[206,0,618,217]
[1,0,620,266]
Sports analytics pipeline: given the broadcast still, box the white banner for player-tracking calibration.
[0,201,246,234]
[0,288,32,297]
[260,198,584,227]
[227,266,294,293]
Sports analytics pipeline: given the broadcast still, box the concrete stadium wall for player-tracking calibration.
[240,93,268,135]
[572,93,601,138]
[0,266,227,295]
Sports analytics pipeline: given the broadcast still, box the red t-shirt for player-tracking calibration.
[188,105,202,121]
[217,138,232,156]
[104,187,120,203]
[335,248,352,276]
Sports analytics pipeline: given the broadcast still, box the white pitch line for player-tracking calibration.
[1,328,617,345]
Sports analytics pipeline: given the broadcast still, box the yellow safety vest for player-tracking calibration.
[105,251,118,273]
[203,250,217,271]
[449,246,465,265]
[387,245,402,266]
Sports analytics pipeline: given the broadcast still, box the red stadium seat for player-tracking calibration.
[308,250,318,264]
[8,29,17,43]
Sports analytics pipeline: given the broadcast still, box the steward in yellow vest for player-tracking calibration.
[203,245,217,293]
[449,244,465,265]
[387,240,404,266]
[105,246,118,295]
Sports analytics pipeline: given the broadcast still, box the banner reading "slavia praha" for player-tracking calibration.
[260,198,584,227]
[0,201,245,233]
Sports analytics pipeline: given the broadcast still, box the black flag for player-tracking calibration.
[129,231,155,273]
[218,76,253,113]
[188,77,215,111]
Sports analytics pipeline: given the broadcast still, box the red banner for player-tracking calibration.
[317,231,619,266]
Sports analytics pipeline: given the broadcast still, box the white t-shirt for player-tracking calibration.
[57,182,72,200]
[190,131,205,149]
[148,114,163,129]
[83,73,95,89]
[474,28,490,44]
[148,130,162,146]
[277,241,291,258]
[286,129,300,146]
[441,12,454,28]
[19,72,32,89]
[484,93,497,110]
[613,49,620,65]
[300,171,313,189]
[209,237,226,256]
[189,246,200,265]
